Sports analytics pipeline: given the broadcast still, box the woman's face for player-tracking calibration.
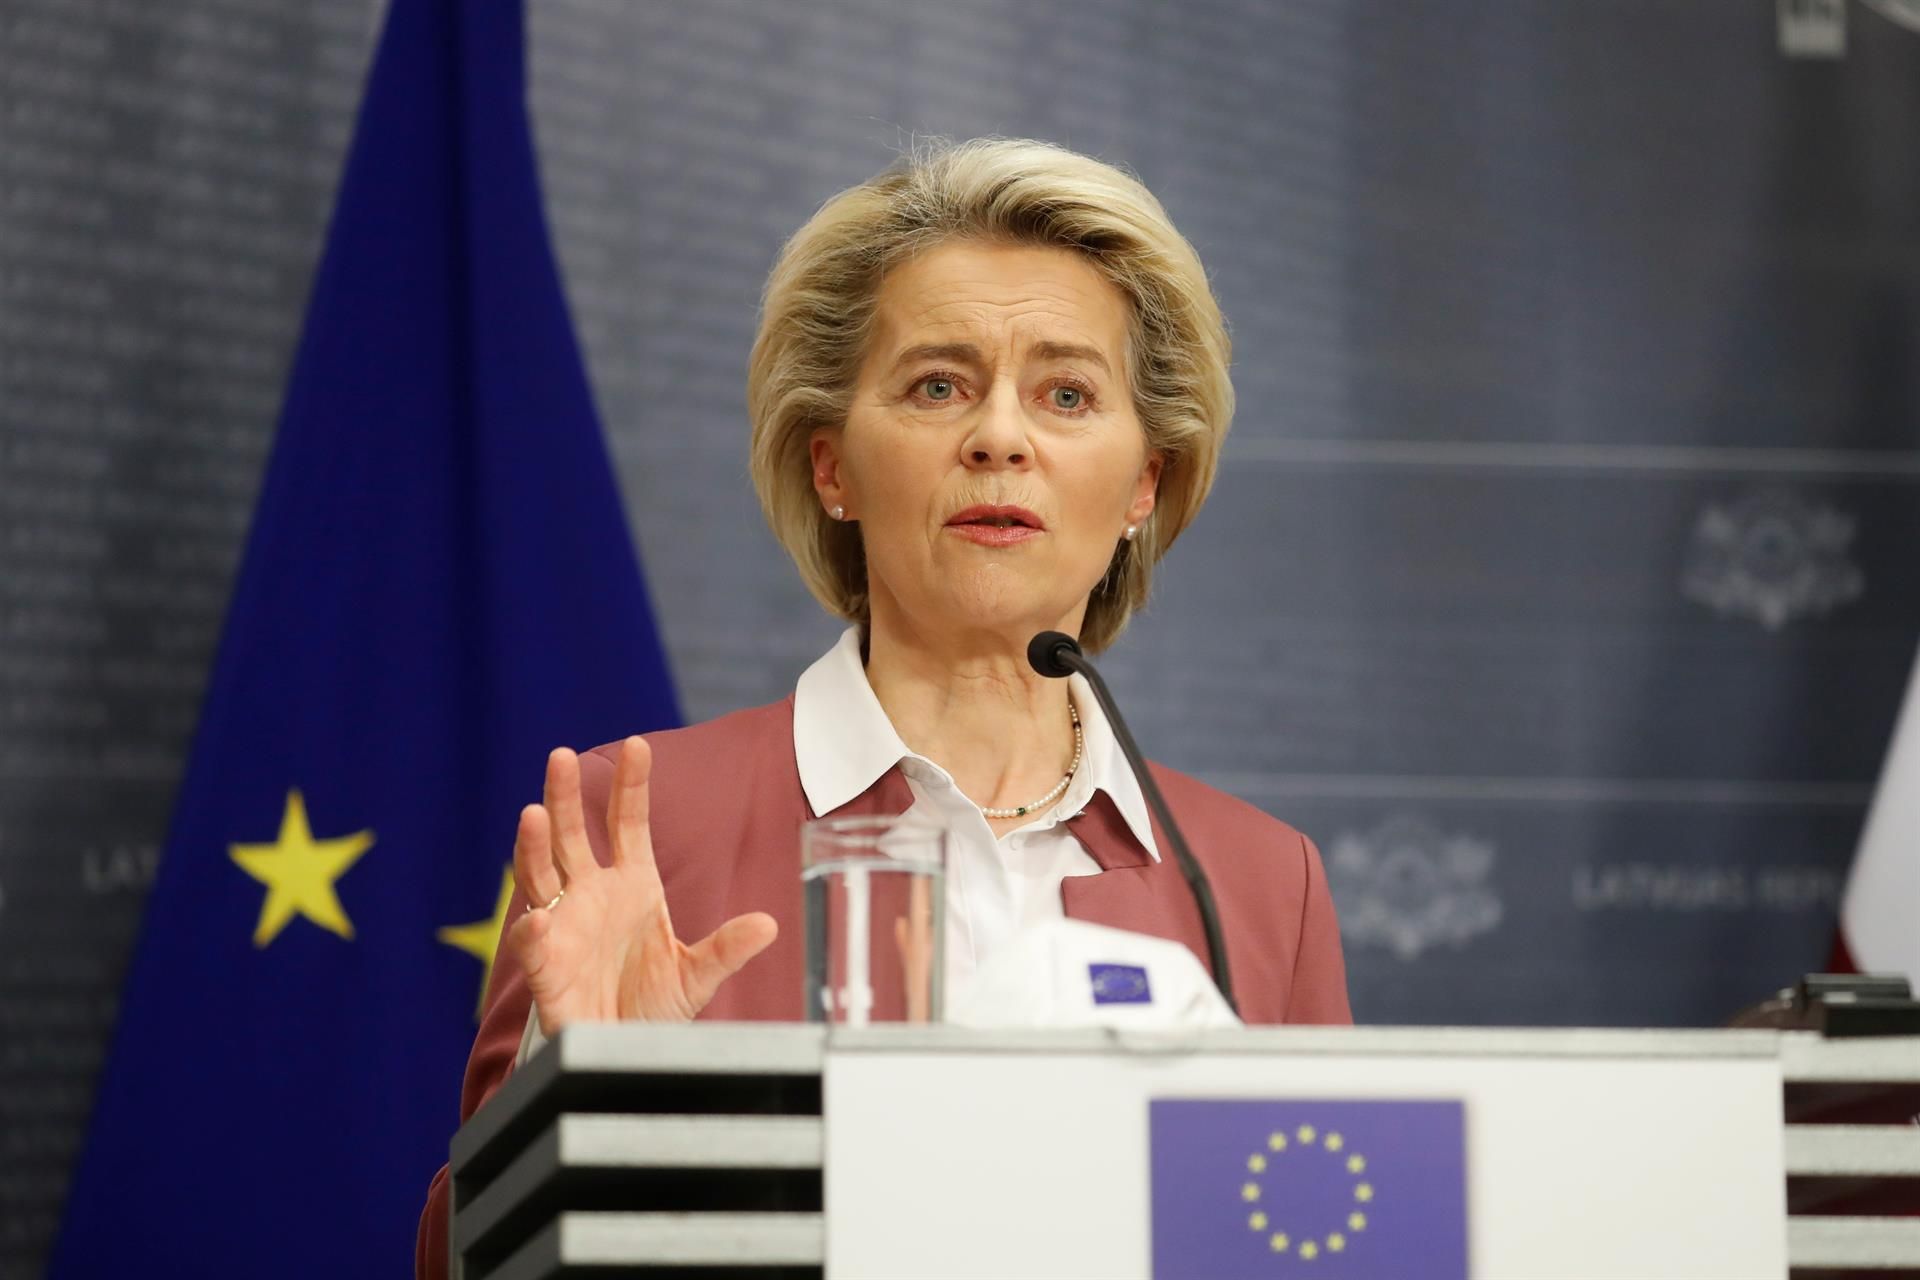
[812,240,1160,647]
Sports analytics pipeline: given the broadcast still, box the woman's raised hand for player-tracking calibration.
[505,736,779,1036]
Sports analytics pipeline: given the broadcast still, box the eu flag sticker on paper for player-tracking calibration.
[1149,1098,1468,1279]
[1090,962,1152,1005]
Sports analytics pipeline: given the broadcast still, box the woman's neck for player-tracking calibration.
[862,614,1081,826]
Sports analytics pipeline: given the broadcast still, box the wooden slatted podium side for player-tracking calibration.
[1781,1033,1920,1277]
[448,1025,828,1279]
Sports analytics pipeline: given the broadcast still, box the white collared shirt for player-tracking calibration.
[792,627,1160,999]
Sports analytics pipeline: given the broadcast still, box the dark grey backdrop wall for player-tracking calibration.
[3,0,1917,1270]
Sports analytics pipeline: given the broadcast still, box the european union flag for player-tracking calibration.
[49,0,678,1274]
[1150,1099,1469,1279]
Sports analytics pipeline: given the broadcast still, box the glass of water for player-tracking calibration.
[801,815,946,1026]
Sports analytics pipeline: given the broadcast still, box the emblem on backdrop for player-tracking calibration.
[1778,0,1920,61]
[1680,489,1863,630]
[1778,0,1847,57]
[1325,815,1502,961]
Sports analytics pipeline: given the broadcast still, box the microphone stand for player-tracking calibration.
[1029,631,1238,1017]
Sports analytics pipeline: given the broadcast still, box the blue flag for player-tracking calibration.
[49,0,678,1273]
[1149,1098,1469,1279]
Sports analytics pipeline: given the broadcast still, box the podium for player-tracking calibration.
[448,1024,1920,1279]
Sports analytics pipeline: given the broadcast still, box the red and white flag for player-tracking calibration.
[1839,644,1920,981]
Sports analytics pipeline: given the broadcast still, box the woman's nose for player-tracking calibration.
[961,385,1032,469]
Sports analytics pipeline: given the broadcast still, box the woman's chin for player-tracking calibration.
[916,587,1075,643]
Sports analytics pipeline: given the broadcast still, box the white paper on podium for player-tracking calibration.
[823,1027,1786,1280]
[947,919,1241,1030]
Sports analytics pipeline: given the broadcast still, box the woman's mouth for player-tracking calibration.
[945,505,1045,546]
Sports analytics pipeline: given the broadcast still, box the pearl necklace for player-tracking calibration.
[979,701,1083,820]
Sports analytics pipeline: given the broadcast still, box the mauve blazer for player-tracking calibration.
[416,697,1350,1278]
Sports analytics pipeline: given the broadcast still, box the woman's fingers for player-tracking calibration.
[520,738,765,1028]
[505,908,570,1036]
[511,803,563,908]
[543,747,595,883]
[606,736,656,871]
[506,901,551,978]
[681,912,779,1013]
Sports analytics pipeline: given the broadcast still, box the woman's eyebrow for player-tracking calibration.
[887,340,1113,375]
[889,342,985,371]
[1027,340,1111,374]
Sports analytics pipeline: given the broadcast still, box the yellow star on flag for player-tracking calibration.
[229,789,374,947]
[437,868,514,1018]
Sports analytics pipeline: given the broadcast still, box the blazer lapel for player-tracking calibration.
[1060,791,1213,977]
[822,766,916,821]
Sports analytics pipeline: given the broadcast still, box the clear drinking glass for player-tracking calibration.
[801,816,946,1025]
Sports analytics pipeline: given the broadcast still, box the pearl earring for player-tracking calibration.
[833,505,846,521]
[1123,524,1137,541]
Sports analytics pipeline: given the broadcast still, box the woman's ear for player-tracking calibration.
[809,430,850,518]
[1126,451,1163,526]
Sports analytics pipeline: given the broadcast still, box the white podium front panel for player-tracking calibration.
[824,1027,1786,1280]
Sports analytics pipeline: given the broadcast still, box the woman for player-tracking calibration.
[416,138,1349,1275]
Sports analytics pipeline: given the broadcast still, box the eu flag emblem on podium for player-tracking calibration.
[48,0,678,1275]
[1150,1099,1468,1279]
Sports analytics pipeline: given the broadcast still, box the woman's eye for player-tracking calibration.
[919,377,956,401]
[1050,385,1085,411]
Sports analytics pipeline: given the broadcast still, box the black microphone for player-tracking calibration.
[1028,630,1238,1016]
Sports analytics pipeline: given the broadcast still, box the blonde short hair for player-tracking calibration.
[747,138,1233,652]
